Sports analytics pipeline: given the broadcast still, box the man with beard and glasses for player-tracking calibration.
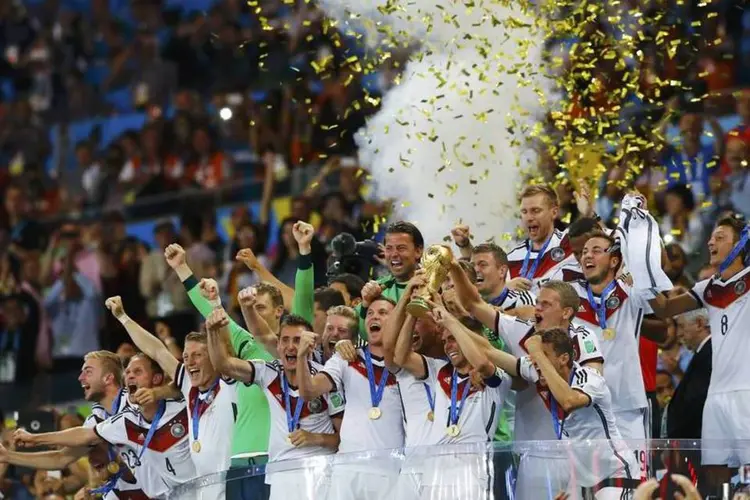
[206,310,344,500]
[355,222,424,339]
[12,354,196,499]
[451,262,605,500]
[297,296,403,500]
[0,351,150,499]
[104,296,238,499]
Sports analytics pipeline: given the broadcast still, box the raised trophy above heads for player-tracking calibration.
[406,245,453,318]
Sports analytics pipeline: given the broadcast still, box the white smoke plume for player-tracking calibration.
[318,0,552,247]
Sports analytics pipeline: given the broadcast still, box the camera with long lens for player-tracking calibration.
[326,233,381,281]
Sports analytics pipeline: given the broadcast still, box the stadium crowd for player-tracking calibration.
[0,0,749,499]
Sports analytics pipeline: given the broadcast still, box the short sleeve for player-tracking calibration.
[249,360,277,388]
[517,356,539,384]
[174,363,191,397]
[574,328,605,365]
[326,389,346,417]
[485,367,510,389]
[321,354,348,391]
[82,414,99,429]
[94,414,128,446]
[570,367,607,406]
[690,279,710,307]
[495,312,530,345]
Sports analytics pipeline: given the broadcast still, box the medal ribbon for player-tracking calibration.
[520,235,553,279]
[363,347,388,409]
[423,383,435,415]
[448,369,472,427]
[281,372,304,433]
[489,288,510,307]
[586,281,618,330]
[192,378,220,442]
[718,225,750,275]
[548,367,576,439]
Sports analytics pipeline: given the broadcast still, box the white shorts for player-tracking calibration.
[327,467,398,500]
[417,454,492,500]
[614,409,648,479]
[515,454,571,500]
[702,391,750,466]
[268,469,330,500]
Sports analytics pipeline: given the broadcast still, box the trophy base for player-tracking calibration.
[406,298,431,318]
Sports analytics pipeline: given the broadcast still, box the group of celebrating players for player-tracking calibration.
[0,183,747,500]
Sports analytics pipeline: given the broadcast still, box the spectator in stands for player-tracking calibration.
[179,214,215,280]
[44,249,101,372]
[0,294,39,384]
[2,183,44,265]
[78,141,103,204]
[659,184,705,256]
[187,125,231,189]
[723,135,750,218]
[664,242,694,288]
[655,370,674,411]
[271,218,301,286]
[727,90,750,143]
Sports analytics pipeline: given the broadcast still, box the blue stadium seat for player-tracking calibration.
[165,0,217,13]
[0,79,14,101]
[105,88,134,112]
[84,63,110,88]
[99,113,147,147]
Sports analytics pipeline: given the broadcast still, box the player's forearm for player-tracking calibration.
[240,305,278,356]
[529,351,583,412]
[296,356,326,400]
[119,315,168,363]
[449,263,483,311]
[152,383,182,401]
[32,427,99,448]
[310,432,340,451]
[382,285,411,355]
[4,447,84,470]
[391,315,416,367]
[253,263,295,309]
[291,255,315,324]
[485,347,519,377]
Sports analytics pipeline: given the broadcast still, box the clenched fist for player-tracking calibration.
[292,221,315,255]
[164,244,186,269]
[298,331,318,357]
[206,308,229,333]
[451,224,471,248]
[236,248,259,270]
[199,278,220,303]
[361,281,383,308]
[238,287,257,307]
[105,296,126,320]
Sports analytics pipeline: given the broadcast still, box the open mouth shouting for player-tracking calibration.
[390,259,404,273]
[527,224,540,239]
[476,273,485,285]
[187,367,202,384]
[284,352,298,365]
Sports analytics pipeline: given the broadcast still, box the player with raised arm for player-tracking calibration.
[390,296,512,499]
[523,330,639,499]
[104,296,237,499]
[450,259,605,500]
[12,353,196,499]
[204,309,343,500]
[297,296,403,500]
[0,351,149,499]
[648,215,750,487]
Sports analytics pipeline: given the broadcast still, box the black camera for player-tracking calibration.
[326,233,381,282]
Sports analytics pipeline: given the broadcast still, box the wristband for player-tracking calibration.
[117,315,131,326]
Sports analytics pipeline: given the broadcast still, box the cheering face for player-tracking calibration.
[278,325,304,371]
[183,340,216,389]
[707,225,737,267]
[471,252,506,295]
[366,299,395,345]
[413,316,440,354]
[125,356,163,396]
[253,292,284,327]
[520,194,558,245]
[442,333,467,369]
[78,358,110,402]
[534,288,569,329]
[581,237,616,284]
[384,232,422,281]
[323,315,354,355]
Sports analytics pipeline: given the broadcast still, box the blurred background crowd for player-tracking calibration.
[0,0,749,497]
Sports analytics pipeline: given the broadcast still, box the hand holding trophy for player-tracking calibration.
[406,245,453,318]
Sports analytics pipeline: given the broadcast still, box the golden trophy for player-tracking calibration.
[406,245,453,318]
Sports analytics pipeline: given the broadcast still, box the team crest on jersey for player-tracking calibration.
[735,281,747,296]
[170,422,186,438]
[606,296,620,309]
[307,398,323,414]
[550,247,565,262]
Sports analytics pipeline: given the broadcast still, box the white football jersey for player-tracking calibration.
[518,361,637,487]
[396,365,435,448]
[491,289,537,310]
[94,399,196,499]
[321,350,404,461]
[85,391,147,500]
[548,261,585,283]
[506,229,576,292]
[690,266,750,394]
[569,279,649,412]
[250,359,344,464]
[174,363,238,477]
[494,312,604,442]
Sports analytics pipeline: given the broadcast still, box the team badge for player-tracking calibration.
[307,398,323,414]
[606,296,620,309]
[550,247,565,262]
[735,281,747,296]
[171,423,186,438]
[330,393,344,408]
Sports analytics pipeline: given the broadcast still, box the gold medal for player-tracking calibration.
[192,441,202,453]
[106,462,120,475]
[368,407,382,420]
[603,328,616,340]
[427,411,434,422]
[446,425,460,437]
